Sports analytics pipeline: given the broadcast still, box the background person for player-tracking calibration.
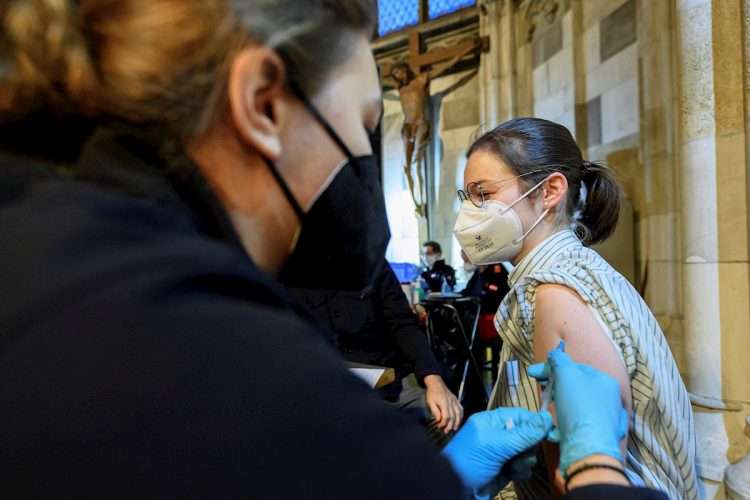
[288,262,463,435]
[460,250,511,314]
[460,250,510,385]
[421,240,456,293]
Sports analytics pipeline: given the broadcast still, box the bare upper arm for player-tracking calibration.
[533,284,631,408]
[533,284,631,490]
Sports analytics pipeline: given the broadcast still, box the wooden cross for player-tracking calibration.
[408,32,488,73]
[380,32,488,84]
[377,31,487,218]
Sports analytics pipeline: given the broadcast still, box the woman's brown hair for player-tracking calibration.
[467,117,622,246]
[0,0,376,138]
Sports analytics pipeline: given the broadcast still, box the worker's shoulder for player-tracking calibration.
[0,170,335,391]
[0,168,294,331]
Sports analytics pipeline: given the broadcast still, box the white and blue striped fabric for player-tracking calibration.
[490,230,699,500]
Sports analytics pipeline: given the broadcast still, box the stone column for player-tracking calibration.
[478,0,501,130]
[676,0,750,497]
[496,0,518,122]
[479,0,519,130]
[636,0,684,368]
[571,0,587,147]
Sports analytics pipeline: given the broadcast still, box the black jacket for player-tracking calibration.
[290,264,441,395]
[421,259,456,292]
[0,125,465,498]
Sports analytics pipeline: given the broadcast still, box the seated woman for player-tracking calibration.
[453,117,698,500]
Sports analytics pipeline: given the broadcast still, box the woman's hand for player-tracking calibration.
[424,374,463,433]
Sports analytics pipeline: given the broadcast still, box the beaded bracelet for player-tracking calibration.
[564,462,630,493]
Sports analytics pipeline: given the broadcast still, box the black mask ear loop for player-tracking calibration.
[287,80,359,162]
[262,79,359,223]
[262,156,305,221]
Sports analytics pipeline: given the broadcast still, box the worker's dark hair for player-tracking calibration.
[423,241,442,254]
[467,117,622,246]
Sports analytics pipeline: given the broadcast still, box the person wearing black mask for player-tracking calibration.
[0,1,555,498]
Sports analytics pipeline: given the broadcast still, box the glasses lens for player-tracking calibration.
[467,184,484,208]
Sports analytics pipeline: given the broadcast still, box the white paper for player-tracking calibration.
[349,367,386,389]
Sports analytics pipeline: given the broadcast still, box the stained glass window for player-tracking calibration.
[377,0,420,37]
[377,0,476,37]
[427,0,475,20]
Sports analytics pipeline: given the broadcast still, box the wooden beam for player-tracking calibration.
[409,32,421,73]
[411,38,479,68]
[419,0,428,23]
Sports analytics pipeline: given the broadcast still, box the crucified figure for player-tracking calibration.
[386,37,485,217]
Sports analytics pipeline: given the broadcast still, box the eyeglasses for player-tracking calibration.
[457,170,547,208]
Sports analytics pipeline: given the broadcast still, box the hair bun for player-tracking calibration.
[1,0,99,115]
[578,160,621,245]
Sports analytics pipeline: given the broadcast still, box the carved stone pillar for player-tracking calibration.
[676,0,750,496]
[478,0,502,129]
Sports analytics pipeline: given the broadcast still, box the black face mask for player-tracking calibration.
[269,82,391,292]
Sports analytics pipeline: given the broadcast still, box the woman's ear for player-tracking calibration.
[227,46,288,161]
[542,172,569,210]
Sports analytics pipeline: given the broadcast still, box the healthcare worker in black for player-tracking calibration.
[0,1,671,498]
[0,0,541,497]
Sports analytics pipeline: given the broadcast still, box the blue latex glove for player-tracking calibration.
[442,407,553,498]
[527,342,628,476]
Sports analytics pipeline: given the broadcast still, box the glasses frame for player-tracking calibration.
[457,169,549,208]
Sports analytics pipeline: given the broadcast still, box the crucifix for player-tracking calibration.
[381,32,488,217]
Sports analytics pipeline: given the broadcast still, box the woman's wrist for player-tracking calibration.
[565,454,629,491]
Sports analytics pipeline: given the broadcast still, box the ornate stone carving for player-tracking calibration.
[517,0,562,42]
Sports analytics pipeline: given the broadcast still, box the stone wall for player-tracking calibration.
[675,1,750,494]
[532,10,576,133]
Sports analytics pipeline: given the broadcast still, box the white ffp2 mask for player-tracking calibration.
[453,177,550,265]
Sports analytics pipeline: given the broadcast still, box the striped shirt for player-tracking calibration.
[490,230,699,500]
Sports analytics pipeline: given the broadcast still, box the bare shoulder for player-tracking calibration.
[534,284,591,325]
[532,284,593,361]
[533,284,631,409]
